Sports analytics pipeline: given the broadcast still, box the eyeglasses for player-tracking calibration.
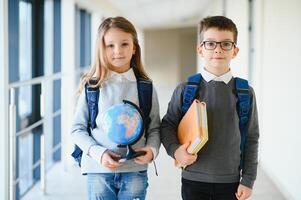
[201,41,236,51]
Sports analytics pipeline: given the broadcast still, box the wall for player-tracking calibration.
[61,0,78,169]
[144,27,197,115]
[0,0,9,199]
[225,0,249,79]
[179,27,198,82]
[258,0,301,198]
[145,29,180,88]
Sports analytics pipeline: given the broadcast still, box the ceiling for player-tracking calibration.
[105,0,211,29]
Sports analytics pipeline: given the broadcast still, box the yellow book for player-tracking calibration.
[176,99,209,167]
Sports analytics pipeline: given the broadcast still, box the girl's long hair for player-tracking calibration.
[78,16,150,93]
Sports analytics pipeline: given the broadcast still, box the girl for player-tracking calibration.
[71,16,161,200]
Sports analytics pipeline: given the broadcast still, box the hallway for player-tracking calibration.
[22,156,285,200]
[2,0,301,199]
[23,83,286,200]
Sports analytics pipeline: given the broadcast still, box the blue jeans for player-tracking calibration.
[87,171,148,200]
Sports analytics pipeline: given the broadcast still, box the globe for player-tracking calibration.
[100,100,144,145]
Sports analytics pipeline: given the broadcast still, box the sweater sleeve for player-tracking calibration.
[145,87,161,159]
[70,89,107,163]
[240,87,260,189]
[160,84,184,159]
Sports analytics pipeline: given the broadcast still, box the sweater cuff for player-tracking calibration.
[150,147,158,160]
[169,144,181,159]
[240,176,255,189]
[88,145,107,164]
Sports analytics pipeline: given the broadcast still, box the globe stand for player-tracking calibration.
[118,145,146,162]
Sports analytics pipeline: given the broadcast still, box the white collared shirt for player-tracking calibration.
[200,67,233,84]
[107,68,137,82]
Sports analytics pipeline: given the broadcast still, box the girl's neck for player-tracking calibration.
[110,66,131,74]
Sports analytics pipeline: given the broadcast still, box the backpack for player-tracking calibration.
[182,73,251,170]
[71,71,153,167]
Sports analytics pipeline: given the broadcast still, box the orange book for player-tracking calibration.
[177,99,208,155]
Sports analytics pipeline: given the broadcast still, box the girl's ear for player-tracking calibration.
[133,45,136,55]
[232,47,239,58]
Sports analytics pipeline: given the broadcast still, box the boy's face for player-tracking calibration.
[197,28,239,76]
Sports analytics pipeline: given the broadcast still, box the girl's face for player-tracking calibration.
[104,28,136,73]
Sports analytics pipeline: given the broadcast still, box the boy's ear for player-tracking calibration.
[232,47,239,58]
[197,45,204,57]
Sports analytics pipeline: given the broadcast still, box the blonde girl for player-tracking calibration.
[71,16,160,200]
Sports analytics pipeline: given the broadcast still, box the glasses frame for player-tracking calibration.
[201,41,236,51]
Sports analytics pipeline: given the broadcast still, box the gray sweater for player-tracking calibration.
[161,78,259,188]
[71,69,161,174]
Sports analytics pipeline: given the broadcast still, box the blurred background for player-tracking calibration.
[0,0,301,199]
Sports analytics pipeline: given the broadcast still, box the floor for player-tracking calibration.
[22,86,287,200]
[22,154,286,200]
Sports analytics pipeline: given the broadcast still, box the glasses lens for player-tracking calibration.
[221,42,234,50]
[204,41,216,50]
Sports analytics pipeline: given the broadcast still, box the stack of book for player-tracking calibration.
[176,99,208,166]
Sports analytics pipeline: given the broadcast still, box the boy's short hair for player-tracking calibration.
[199,16,238,43]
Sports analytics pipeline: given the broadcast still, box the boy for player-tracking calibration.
[161,16,259,200]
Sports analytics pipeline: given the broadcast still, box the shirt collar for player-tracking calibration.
[108,67,136,82]
[200,67,233,84]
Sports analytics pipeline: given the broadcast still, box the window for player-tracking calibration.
[76,6,91,69]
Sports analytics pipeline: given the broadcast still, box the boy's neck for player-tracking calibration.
[203,66,230,77]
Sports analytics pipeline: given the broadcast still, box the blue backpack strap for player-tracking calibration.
[235,77,251,170]
[85,82,100,129]
[71,81,99,167]
[136,77,153,133]
[133,69,156,174]
[182,73,202,115]
[132,68,153,133]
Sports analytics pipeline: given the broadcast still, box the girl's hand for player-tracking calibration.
[134,146,154,165]
[101,150,122,170]
[235,184,252,200]
[174,142,197,167]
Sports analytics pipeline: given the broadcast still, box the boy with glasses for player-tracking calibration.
[161,16,259,200]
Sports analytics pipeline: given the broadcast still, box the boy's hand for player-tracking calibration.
[235,184,252,200]
[174,142,197,167]
[134,146,154,165]
[101,150,122,170]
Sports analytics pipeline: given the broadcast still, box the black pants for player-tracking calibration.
[181,178,239,200]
